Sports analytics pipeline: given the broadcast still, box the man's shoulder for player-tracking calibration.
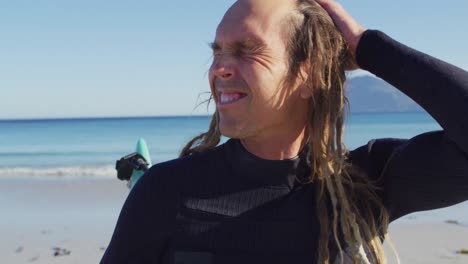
[349,137,407,162]
[144,141,229,183]
[348,137,408,180]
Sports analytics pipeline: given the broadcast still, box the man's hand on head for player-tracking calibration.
[314,0,366,70]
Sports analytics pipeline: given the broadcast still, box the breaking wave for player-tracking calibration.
[0,165,117,179]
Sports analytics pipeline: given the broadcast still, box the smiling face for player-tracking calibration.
[209,0,309,142]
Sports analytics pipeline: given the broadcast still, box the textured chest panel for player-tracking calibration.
[181,186,291,217]
[172,185,318,254]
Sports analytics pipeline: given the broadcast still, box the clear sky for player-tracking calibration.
[1,0,467,119]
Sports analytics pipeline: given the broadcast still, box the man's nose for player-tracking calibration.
[211,55,235,80]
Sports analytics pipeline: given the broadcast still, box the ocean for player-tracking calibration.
[0,112,442,179]
[1,112,466,223]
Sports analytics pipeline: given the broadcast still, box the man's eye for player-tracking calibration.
[234,50,245,57]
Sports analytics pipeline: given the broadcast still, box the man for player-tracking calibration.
[101,0,468,263]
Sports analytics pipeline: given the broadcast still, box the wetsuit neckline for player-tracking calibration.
[225,138,311,189]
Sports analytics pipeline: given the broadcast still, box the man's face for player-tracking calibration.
[209,0,308,141]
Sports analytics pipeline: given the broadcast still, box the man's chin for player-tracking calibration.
[218,121,248,139]
[219,127,241,139]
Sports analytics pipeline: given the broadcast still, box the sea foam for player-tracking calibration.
[0,165,117,179]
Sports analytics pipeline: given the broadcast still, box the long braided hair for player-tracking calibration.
[180,1,394,263]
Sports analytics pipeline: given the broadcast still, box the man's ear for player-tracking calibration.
[299,83,313,99]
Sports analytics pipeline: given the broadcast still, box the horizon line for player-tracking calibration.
[0,114,213,122]
[0,110,426,122]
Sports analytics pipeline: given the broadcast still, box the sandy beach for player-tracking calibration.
[1,178,467,264]
[0,178,128,264]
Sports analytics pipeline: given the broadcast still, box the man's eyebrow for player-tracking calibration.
[209,37,267,52]
[241,37,267,51]
[209,41,221,51]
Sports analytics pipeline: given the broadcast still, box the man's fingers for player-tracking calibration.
[314,0,342,13]
[314,0,366,56]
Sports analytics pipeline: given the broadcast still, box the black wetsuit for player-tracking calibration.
[100,30,468,264]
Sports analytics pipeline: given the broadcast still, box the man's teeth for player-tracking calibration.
[220,93,244,104]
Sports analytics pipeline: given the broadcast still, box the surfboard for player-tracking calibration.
[129,138,152,188]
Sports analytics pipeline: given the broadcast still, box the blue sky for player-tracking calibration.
[1,0,467,119]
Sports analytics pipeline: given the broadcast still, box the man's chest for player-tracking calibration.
[164,185,319,264]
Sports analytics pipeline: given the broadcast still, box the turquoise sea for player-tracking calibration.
[0,112,441,179]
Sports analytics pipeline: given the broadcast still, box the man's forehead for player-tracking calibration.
[233,0,298,11]
[215,19,267,44]
[215,0,296,44]
[222,0,297,25]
